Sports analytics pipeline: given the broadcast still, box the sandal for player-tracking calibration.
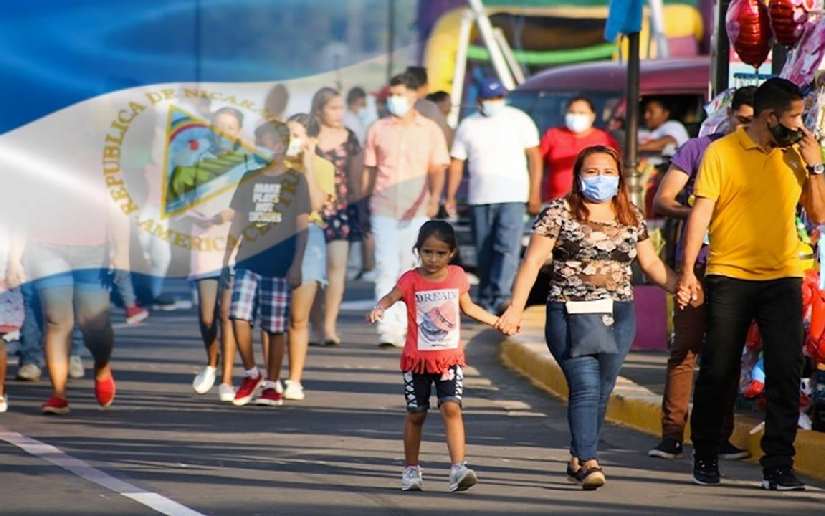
[576,465,606,490]
[566,458,581,483]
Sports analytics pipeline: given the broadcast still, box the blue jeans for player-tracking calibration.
[545,300,636,461]
[18,283,84,367]
[471,202,525,311]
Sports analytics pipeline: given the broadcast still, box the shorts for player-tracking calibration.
[229,269,290,333]
[25,242,110,293]
[301,224,327,287]
[403,365,464,413]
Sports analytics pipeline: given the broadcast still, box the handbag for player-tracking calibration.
[565,299,618,357]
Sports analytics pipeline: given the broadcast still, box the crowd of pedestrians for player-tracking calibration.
[0,73,821,495]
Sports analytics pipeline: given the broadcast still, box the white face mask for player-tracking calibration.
[481,99,506,117]
[387,95,411,117]
[565,113,593,134]
[286,137,303,157]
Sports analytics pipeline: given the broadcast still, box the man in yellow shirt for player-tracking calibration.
[679,78,825,491]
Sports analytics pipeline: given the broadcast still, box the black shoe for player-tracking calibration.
[323,339,340,347]
[648,437,683,459]
[762,467,805,491]
[152,295,179,311]
[719,441,750,460]
[693,456,720,486]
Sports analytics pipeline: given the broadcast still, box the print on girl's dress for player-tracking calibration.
[415,288,459,351]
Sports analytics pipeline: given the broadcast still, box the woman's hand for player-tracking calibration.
[496,306,523,335]
[368,306,385,324]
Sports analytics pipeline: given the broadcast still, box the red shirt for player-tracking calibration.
[396,265,469,373]
[540,127,620,201]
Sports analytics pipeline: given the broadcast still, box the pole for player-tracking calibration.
[449,10,474,128]
[625,32,642,209]
[647,0,670,58]
[467,0,516,90]
[711,0,730,97]
[387,0,396,83]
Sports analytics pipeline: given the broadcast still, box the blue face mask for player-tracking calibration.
[580,175,619,202]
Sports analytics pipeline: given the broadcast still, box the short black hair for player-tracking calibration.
[731,86,757,111]
[567,96,595,113]
[346,86,367,107]
[405,66,428,89]
[753,78,803,115]
[254,119,290,148]
[414,220,457,253]
[643,96,670,113]
[426,90,450,104]
[389,72,418,91]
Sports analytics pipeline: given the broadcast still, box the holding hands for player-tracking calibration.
[495,306,522,336]
[676,270,704,309]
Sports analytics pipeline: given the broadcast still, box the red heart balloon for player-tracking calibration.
[727,0,772,68]
[769,0,807,47]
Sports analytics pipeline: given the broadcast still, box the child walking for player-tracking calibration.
[369,221,499,492]
[223,120,310,407]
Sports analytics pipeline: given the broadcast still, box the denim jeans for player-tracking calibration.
[471,202,525,312]
[691,276,802,470]
[545,300,636,461]
[18,282,84,367]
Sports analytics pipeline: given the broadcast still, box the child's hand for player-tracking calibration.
[368,306,384,324]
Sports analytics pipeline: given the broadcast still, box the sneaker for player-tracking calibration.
[719,441,750,460]
[762,467,805,491]
[448,464,478,492]
[284,380,305,401]
[125,305,149,325]
[0,394,7,413]
[565,458,581,483]
[233,373,263,406]
[192,366,217,394]
[648,437,683,459]
[42,395,70,415]
[152,295,179,311]
[16,363,41,381]
[401,465,424,491]
[576,464,606,491]
[68,355,84,379]
[95,374,116,408]
[218,383,235,402]
[693,456,721,486]
[255,381,284,406]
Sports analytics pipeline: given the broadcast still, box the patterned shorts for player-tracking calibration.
[402,365,464,413]
[229,269,290,334]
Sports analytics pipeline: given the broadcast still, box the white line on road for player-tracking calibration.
[0,427,204,516]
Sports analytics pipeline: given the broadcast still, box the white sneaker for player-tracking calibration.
[0,394,7,413]
[401,465,423,491]
[283,380,305,401]
[68,356,84,379]
[218,383,235,402]
[16,363,41,381]
[192,366,217,394]
[448,464,478,492]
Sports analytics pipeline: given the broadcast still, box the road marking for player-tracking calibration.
[0,427,204,516]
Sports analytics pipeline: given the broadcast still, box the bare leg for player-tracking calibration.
[196,280,220,368]
[74,287,114,381]
[441,401,466,465]
[266,332,287,381]
[323,240,349,343]
[260,330,269,365]
[289,282,317,384]
[40,286,74,399]
[0,339,7,397]
[232,319,256,370]
[309,289,324,344]
[404,411,427,466]
[361,233,375,272]
[218,282,236,383]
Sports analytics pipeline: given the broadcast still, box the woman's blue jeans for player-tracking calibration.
[545,301,636,462]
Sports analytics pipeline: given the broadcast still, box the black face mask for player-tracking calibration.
[768,117,804,148]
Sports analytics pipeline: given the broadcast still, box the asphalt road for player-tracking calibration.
[1,282,824,515]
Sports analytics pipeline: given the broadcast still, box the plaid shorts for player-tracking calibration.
[229,269,290,333]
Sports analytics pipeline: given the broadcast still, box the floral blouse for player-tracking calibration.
[533,198,649,302]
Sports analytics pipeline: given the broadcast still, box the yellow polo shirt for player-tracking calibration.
[694,127,807,280]
[287,154,336,226]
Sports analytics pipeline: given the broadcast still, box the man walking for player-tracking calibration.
[364,72,450,348]
[679,78,825,490]
[649,86,756,461]
[445,78,542,314]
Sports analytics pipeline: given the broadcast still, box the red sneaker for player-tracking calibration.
[233,373,263,406]
[42,395,70,415]
[95,374,116,408]
[255,382,284,406]
[125,305,149,326]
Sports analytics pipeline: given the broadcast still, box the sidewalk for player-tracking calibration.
[500,306,825,482]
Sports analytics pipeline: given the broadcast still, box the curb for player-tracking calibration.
[500,306,825,483]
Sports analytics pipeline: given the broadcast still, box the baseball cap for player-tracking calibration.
[478,77,508,99]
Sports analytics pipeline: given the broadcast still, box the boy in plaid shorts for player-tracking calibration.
[223,120,310,406]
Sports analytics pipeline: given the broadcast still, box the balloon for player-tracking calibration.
[769,0,808,48]
[727,0,772,68]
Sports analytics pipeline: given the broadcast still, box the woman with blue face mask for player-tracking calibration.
[540,97,620,201]
[497,145,681,490]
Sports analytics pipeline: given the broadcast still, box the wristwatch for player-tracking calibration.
[807,163,825,175]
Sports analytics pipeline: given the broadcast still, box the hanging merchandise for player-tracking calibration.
[727,0,773,69]
[699,88,736,137]
[780,2,825,86]
[769,0,808,47]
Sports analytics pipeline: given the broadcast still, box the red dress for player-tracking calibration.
[539,127,620,201]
